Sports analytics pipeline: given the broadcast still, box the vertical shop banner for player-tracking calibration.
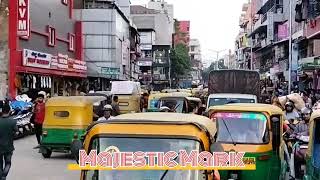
[17,0,30,37]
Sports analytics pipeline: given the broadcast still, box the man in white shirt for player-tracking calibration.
[98,105,114,121]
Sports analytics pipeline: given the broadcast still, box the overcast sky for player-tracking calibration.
[131,0,248,66]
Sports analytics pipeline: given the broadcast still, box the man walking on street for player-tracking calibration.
[34,93,45,149]
[0,101,17,180]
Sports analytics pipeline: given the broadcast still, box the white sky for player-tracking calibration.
[131,0,248,67]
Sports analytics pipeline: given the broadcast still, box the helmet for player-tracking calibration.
[285,101,294,108]
[301,107,312,115]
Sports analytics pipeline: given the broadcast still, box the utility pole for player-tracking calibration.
[250,0,254,70]
[288,0,293,94]
[208,49,227,70]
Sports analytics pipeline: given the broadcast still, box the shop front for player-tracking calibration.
[14,49,87,99]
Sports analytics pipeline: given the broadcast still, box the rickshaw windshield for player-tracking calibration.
[159,99,184,113]
[85,138,202,180]
[215,112,268,144]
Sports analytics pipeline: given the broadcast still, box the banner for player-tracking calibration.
[17,0,30,37]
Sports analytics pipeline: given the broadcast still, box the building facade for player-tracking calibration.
[9,0,87,98]
[74,0,132,91]
[131,0,174,90]
[236,0,320,91]
[189,39,202,84]
[0,0,9,99]
[174,21,190,46]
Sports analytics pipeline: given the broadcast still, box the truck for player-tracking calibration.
[206,69,260,109]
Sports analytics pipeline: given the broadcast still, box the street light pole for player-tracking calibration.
[288,0,293,94]
[207,49,228,70]
[250,0,254,70]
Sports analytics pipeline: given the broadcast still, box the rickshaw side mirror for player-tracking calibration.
[70,139,84,163]
[271,116,281,151]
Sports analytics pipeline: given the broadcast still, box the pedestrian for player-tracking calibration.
[33,93,45,149]
[111,96,120,116]
[301,91,312,108]
[0,101,17,180]
[97,105,114,121]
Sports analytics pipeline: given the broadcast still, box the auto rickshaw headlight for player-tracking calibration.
[42,131,48,136]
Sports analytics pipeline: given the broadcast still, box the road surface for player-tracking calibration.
[8,135,79,180]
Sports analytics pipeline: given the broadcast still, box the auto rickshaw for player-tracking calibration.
[111,81,141,114]
[304,110,320,180]
[147,92,169,112]
[158,94,200,113]
[71,113,219,180]
[208,103,288,180]
[40,96,107,158]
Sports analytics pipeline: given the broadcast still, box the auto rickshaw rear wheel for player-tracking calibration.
[41,148,52,158]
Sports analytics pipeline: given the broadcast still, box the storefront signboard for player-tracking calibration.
[17,0,30,37]
[23,49,86,72]
[23,49,51,69]
[137,61,152,66]
[101,67,120,75]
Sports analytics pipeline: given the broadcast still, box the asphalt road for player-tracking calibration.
[7,135,80,180]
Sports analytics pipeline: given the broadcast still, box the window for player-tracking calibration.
[47,26,56,47]
[68,33,75,51]
[84,138,202,180]
[54,111,69,118]
[62,0,68,5]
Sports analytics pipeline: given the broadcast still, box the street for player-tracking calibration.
[8,135,79,180]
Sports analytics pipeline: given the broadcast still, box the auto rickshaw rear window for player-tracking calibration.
[54,111,70,118]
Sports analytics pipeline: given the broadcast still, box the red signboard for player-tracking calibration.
[17,0,30,37]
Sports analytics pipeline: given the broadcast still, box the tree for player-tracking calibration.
[170,43,191,79]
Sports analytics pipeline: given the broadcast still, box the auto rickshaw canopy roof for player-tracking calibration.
[46,96,107,107]
[208,103,284,115]
[88,112,216,138]
[307,109,320,156]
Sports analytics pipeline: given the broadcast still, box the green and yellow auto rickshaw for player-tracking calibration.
[304,110,320,180]
[71,113,220,180]
[40,96,106,158]
[147,92,169,112]
[208,103,288,180]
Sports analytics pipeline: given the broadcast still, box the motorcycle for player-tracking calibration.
[291,133,309,179]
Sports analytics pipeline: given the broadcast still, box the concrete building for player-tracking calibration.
[235,2,253,69]
[0,0,9,99]
[74,0,133,91]
[131,0,174,90]
[8,0,87,98]
[189,39,202,83]
[174,21,190,46]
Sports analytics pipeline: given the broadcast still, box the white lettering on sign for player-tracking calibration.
[17,0,30,37]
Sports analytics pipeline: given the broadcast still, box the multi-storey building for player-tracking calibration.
[74,0,139,91]
[174,21,190,46]
[131,0,174,90]
[8,0,87,98]
[235,2,253,69]
[189,39,202,83]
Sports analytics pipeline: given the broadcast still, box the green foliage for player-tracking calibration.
[170,43,191,78]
